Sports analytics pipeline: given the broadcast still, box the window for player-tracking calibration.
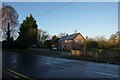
[80,40,84,44]
[65,40,67,42]
[81,40,84,43]
[74,40,78,42]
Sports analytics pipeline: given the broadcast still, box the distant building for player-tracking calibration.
[58,33,85,51]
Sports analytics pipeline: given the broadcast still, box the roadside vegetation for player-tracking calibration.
[63,32,119,64]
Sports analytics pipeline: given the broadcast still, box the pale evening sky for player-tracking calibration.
[3,2,118,39]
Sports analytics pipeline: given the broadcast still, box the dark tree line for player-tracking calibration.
[16,14,38,49]
[44,35,59,49]
[1,5,49,49]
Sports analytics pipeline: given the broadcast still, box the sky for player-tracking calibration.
[3,2,118,39]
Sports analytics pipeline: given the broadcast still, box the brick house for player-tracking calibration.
[58,33,85,51]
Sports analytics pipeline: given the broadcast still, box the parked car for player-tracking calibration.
[52,47,57,51]
[30,45,37,48]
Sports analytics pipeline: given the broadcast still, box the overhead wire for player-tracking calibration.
[4,2,75,23]
[34,2,74,17]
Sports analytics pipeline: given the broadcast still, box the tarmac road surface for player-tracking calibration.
[2,50,119,79]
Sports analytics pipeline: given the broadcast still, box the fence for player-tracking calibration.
[70,49,119,58]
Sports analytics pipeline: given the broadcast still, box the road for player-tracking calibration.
[2,50,119,79]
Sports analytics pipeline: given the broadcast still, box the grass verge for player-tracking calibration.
[3,48,120,65]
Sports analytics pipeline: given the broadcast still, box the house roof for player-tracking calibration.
[59,33,83,41]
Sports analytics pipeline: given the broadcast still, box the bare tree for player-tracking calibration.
[1,5,19,41]
[37,29,49,44]
[57,32,68,38]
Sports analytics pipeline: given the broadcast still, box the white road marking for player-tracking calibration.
[3,70,19,78]
[92,70,118,77]
[3,67,33,80]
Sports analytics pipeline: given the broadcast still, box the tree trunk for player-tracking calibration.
[7,22,10,41]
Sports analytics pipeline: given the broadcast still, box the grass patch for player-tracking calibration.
[4,48,120,65]
[63,55,105,63]
[19,49,61,56]
[28,50,61,57]
[4,48,63,58]
[62,55,120,64]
